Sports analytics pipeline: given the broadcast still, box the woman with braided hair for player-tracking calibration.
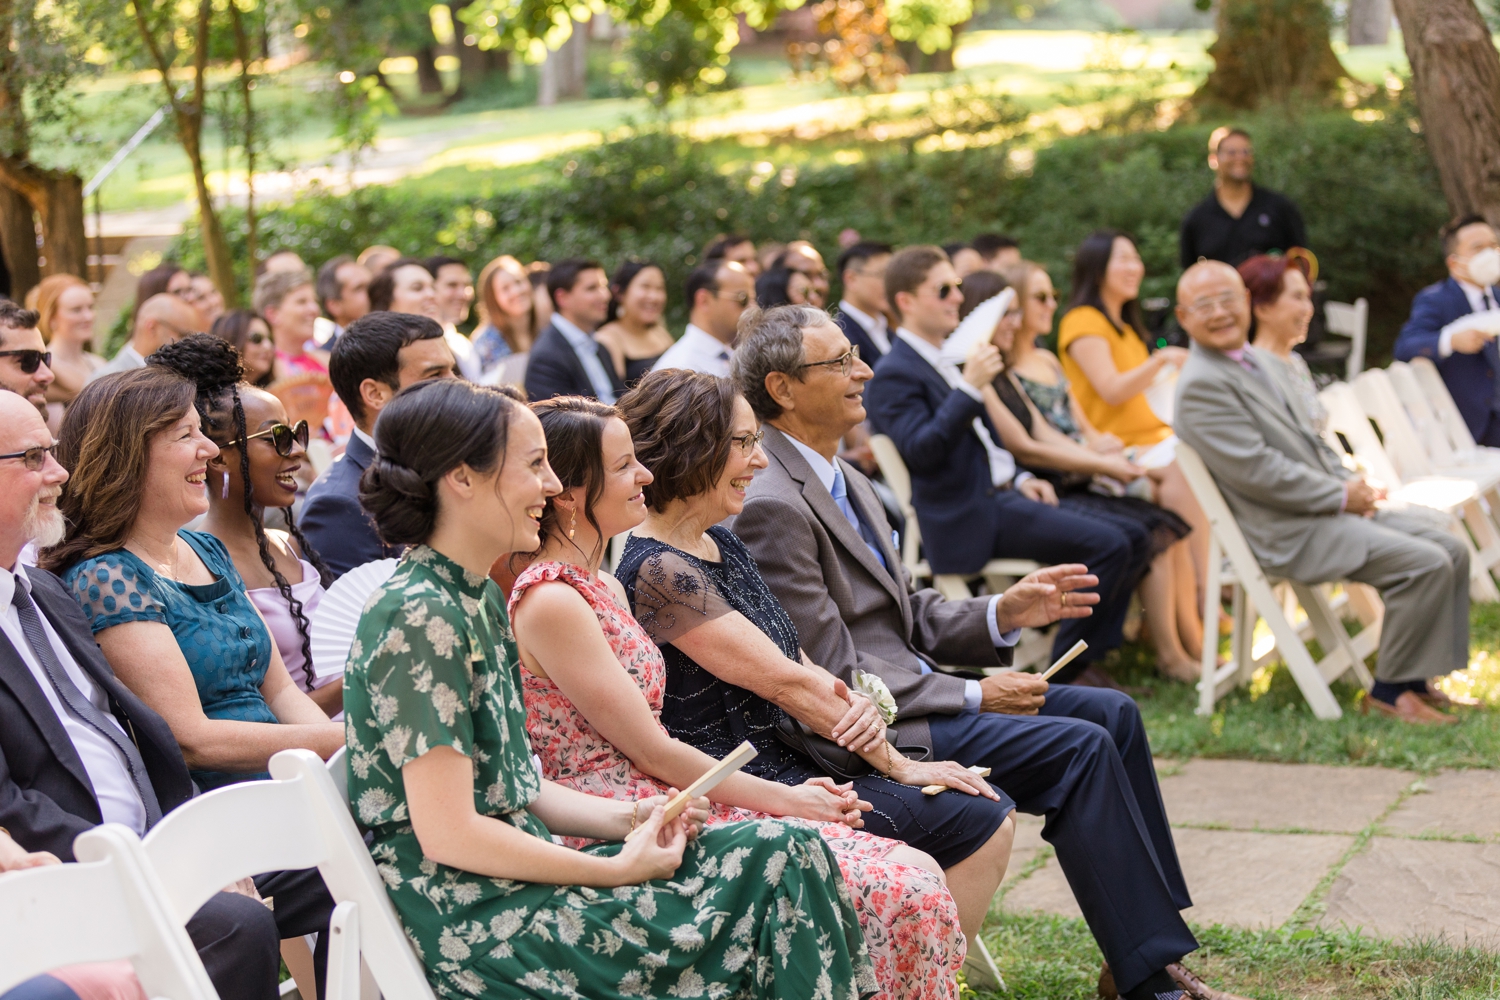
[148,334,342,715]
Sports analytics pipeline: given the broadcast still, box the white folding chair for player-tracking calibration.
[1324,297,1368,379]
[1176,443,1376,721]
[1320,381,1500,602]
[1409,355,1485,457]
[141,749,436,1000]
[0,824,219,999]
[868,434,1052,671]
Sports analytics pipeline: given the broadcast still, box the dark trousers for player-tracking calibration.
[927,685,1198,994]
[255,867,336,1000]
[990,490,1142,678]
[187,890,284,1000]
[1479,410,1500,449]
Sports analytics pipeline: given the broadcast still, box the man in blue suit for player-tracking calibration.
[833,241,894,362]
[865,245,1140,685]
[1393,214,1500,444]
[302,312,457,578]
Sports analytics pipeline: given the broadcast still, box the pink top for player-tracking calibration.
[247,558,329,693]
[276,349,328,376]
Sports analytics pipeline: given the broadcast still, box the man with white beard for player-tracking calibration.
[0,391,287,1000]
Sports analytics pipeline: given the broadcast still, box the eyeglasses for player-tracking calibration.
[729,429,765,456]
[716,290,752,308]
[797,344,862,377]
[245,331,270,346]
[935,283,960,301]
[0,350,51,374]
[243,420,310,457]
[0,445,55,471]
[1182,292,1241,317]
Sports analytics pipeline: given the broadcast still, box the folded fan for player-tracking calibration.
[939,288,1015,367]
[310,558,400,680]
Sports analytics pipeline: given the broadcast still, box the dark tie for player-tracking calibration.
[11,583,161,826]
[1484,290,1495,312]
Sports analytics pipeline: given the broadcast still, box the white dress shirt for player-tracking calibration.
[444,326,482,382]
[783,434,1015,712]
[652,324,734,377]
[1437,278,1500,358]
[551,314,618,403]
[838,301,891,355]
[894,328,1028,490]
[0,564,148,834]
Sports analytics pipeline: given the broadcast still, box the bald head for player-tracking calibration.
[1175,260,1250,353]
[134,293,202,357]
[0,389,43,441]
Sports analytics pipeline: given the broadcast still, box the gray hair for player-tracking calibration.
[252,267,313,314]
[732,304,827,421]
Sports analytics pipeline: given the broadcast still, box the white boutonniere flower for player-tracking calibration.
[854,671,898,725]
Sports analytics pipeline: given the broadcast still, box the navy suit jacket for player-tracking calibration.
[1392,276,1500,440]
[0,567,194,860]
[300,432,396,579]
[834,310,888,364]
[866,338,1004,575]
[523,321,627,403]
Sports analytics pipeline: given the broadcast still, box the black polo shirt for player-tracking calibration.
[1178,184,1308,268]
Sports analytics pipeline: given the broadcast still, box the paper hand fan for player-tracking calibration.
[939,288,1015,367]
[1144,364,1178,425]
[310,558,399,681]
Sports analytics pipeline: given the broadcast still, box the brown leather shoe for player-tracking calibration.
[1073,665,1153,697]
[1097,962,1119,999]
[1361,690,1459,725]
[1167,962,1253,1000]
[1414,680,1480,709]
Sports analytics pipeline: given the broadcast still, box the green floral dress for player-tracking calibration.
[343,545,877,1000]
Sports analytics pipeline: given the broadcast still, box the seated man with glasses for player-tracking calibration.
[88,293,203,383]
[651,260,755,377]
[863,245,1145,685]
[0,301,56,418]
[1177,261,1471,725]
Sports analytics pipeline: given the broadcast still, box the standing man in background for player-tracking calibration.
[1179,128,1307,268]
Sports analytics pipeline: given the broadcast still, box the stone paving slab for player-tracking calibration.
[1157,759,1413,834]
[1382,771,1500,841]
[1320,838,1500,945]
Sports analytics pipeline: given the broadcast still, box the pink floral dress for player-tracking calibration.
[510,561,966,1000]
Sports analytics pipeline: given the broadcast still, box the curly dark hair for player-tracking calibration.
[149,334,332,690]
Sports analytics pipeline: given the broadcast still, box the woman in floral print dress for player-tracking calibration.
[507,397,967,998]
[342,378,875,1000]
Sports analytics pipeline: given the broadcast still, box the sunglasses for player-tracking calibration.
[0,444,55,471]
[0,349,51,374]
[243,420,310,457]
[935,283,961,301]
[245,331,270,346]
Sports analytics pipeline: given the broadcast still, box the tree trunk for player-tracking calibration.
[180,117,238,309]
[449,1,508,93]
[0,159,85,280]
[0,181,36,300]
[414,45,444,94]
[1348,0,1392,46]
[1392,0,1500,226]
[1198,0,1347,108]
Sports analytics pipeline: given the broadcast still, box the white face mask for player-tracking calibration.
[1465,247,1500,289]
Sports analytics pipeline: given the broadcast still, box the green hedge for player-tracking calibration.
[175,102,1450,361]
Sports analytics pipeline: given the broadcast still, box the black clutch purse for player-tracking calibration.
[773,714,929,782]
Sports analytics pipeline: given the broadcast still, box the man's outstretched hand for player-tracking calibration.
[995,563,1098,632]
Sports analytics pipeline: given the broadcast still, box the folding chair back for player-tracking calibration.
[1385,362,1460,464]
[1319,382,1403,485]
[142,750,436,1000]
[1324,298,1368,379]
[1352,368,1436,482]
[0,824,219,999]
[1410,355,1482,453]
[868,434,927,582]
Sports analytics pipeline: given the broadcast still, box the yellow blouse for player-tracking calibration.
[1057,305,1172,448]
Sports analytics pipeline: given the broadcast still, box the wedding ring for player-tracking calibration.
[1061,592,1069,607]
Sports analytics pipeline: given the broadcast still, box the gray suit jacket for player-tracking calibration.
[86,344,145,384]
[730,425,1007,751]
[1175,342,1368,577]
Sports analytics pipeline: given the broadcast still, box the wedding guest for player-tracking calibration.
[651,261,754,378]
[1240,252,1327,434]
[509,395,966,997]
[253,268,326,377]
[471,255,535,386]
[33,276,103,419]
[0,303,54,418]
[705,233,760,278]
[90,295,201,383]
[183,274,225,327]
[524,259,625,403]
[755,267,812,309]
[312,255,371,347]
[780,241,830,307]
[960,272,1201,682]
[149,336,339,715]
[260,251,306,276]
[616,369,1016,942]
[356,245,400,275]
[595,261,673,384]
[131,263,190,325]
[345,377,874,998]
[425,254,481,380]
[209,311,276,388]
[0,391,288,1000]
[366,257,437,318]
[835,241,894,361]
[301,311,457,577]
[971,233,1021,272]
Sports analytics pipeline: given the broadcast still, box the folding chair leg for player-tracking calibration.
[1232,586,1255,688]
[281,936,318,1000]
[962,937,1006,992]
[1240,573,1343,720]
[1198,538,1223,717]
[1291,583,1374,691]
[325,900,362,1000]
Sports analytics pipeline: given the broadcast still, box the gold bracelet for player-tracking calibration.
[882,741,897,776]
[629,802,643,832]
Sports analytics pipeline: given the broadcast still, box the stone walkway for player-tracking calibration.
[998,759,1500,948]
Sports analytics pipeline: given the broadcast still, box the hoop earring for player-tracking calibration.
[568,508,577,540]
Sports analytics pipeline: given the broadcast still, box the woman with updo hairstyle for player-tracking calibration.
[508,396,967,997]
[594,261,674,385]
[31,274,103,420]
[615,368,1016,946]
[148,334,339,714]
[1239,250,1326,434]
[344,378,873,999]
[44,367,342,791]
